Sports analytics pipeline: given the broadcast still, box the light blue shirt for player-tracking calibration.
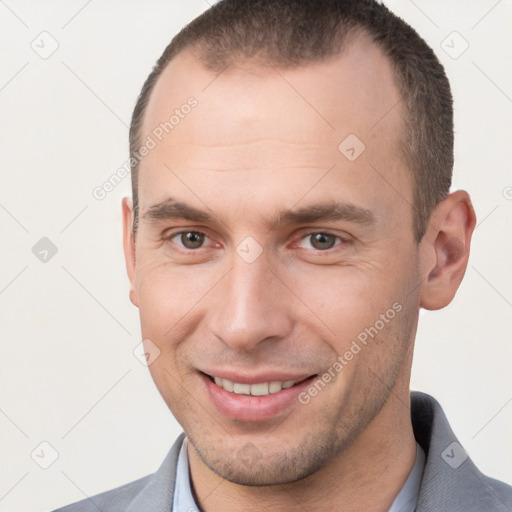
[173,438,425,512]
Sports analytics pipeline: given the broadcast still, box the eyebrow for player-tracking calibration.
[143,198,212,223]
[271,202,375,228]
[142,197,375,228]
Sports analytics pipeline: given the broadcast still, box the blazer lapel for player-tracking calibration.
[125,433,185,512]
[413,393,510,512]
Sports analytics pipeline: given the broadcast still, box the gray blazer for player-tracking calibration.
[53,392,512,511]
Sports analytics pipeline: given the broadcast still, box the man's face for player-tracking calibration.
[125,35,424,485]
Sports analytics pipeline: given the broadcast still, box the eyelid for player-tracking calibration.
[161,227,351,253]
[162,228,215,248]
[294,229,351,244]
[300,233,340,249]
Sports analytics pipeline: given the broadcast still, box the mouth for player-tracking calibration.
[200,371,318,422]
[204,373,312,396]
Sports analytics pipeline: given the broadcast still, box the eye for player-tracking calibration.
[172,231,208,249]
[298,232,342,250]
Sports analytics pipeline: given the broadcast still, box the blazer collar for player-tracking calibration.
[412,392,510,511]
[127,394,510,512]
[125,433,185,512]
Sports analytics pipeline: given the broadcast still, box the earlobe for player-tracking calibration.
[420,191,476,310]
[121,197,139,308]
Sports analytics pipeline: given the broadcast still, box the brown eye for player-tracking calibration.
[309,233,337,250]
[179,231,205,249]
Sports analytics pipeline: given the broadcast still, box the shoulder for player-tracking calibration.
[51,433,185,512]
[52,474,152,512]
[411,392,512,511]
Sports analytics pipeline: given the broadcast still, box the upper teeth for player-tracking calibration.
[213,377,297,396]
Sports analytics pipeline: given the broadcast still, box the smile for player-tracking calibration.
[210,376,302,396]
[200,371,318,421]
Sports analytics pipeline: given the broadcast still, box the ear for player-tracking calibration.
[122,197,139,308]
[419,190,476,310]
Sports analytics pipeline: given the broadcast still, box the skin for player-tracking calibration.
[122,32,476,511]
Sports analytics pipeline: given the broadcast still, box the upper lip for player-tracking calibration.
[200,369,315,385]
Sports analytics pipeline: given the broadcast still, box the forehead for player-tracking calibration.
[143,33,403,145]
[138,33,411,228]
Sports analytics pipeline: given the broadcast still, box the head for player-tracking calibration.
[122,0,475,487]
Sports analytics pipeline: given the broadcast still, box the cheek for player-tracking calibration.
[134,257,219,340]
[289,256,417,351]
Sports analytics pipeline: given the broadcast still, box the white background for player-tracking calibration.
[0,1,511,511]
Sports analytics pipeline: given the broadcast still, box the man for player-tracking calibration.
[54,0,512,510]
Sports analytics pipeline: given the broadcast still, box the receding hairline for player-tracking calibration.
[135,27,405,160]
[129,0,453,242]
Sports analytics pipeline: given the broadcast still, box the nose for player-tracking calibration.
[210,256,293,352]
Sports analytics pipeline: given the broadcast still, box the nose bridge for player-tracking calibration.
[212,254,291,350]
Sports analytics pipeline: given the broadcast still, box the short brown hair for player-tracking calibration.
[129,0,453,241]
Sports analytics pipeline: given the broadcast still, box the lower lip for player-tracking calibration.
[201,373,316,422]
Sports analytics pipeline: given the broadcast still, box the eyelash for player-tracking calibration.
[163,229,349,252]
[295,232,346,251]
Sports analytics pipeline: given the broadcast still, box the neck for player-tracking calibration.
[188,383,417,512]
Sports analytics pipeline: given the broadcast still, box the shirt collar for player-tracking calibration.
[172,438,200,512]
[388,443,426,512]
[173,438,425,512]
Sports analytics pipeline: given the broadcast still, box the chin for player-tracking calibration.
[190,430,343,487]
